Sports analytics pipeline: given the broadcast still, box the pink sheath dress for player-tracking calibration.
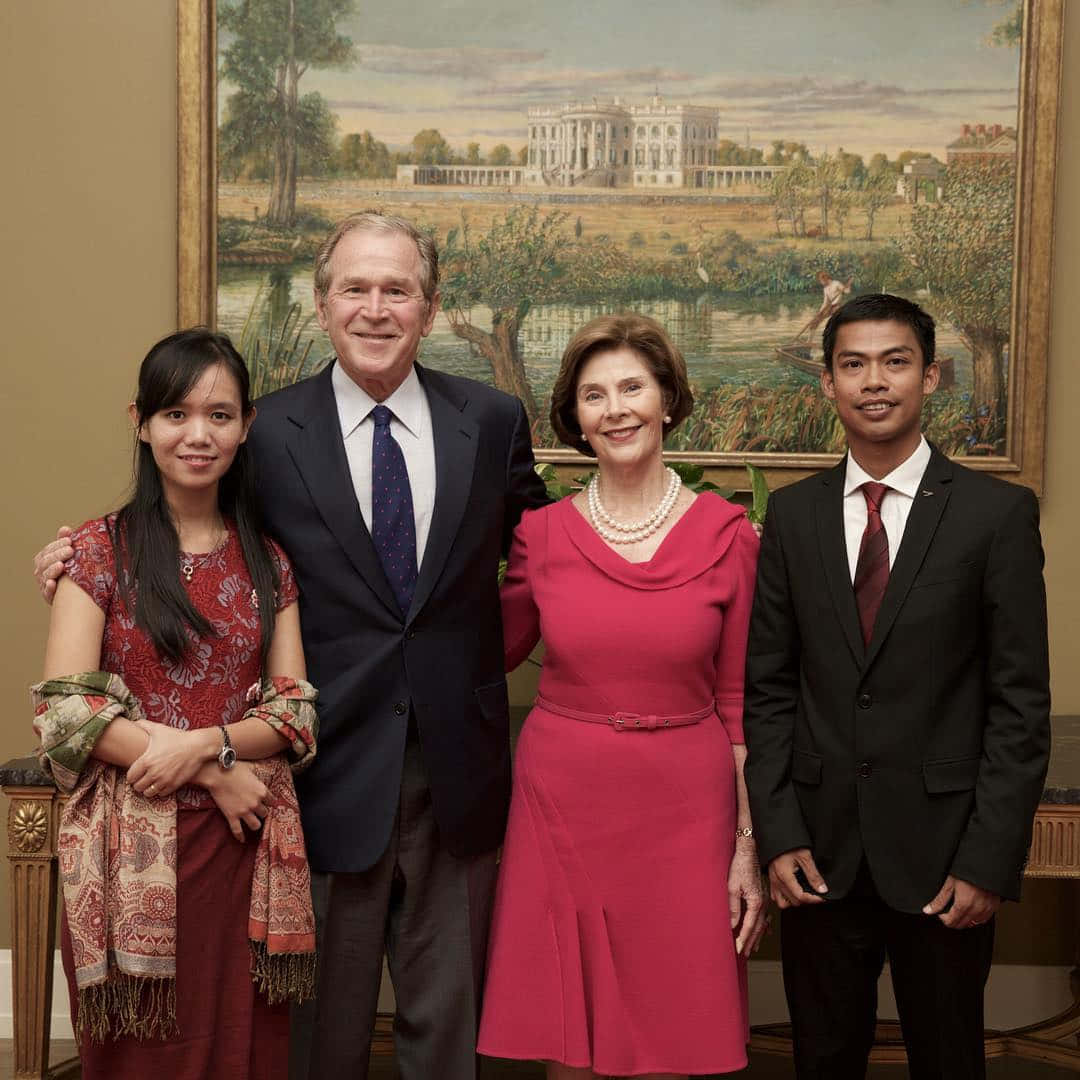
[477,493,760,1077]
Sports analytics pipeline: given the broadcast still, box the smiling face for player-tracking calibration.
[314,227,440,401]
[821,318,940,470]
[134,362,253,503]
[575,346,668,470]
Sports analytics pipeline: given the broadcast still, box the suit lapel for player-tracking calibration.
[815,457,865,666]
[863,448,953,669]
[408,366,478,621]
[284,365,401,619]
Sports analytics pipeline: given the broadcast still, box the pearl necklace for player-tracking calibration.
[587,467,681,544]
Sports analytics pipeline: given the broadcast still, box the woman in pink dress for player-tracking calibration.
[478,314,768,1079]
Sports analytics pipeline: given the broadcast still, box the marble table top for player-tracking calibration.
[4,716,1079,803]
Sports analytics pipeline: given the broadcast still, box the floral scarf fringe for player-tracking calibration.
[31,672,319,1042]
[78,974,179,1044]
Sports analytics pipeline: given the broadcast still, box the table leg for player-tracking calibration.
[6,788,60,1080]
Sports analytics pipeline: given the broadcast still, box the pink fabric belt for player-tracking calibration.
[534,695,713,732]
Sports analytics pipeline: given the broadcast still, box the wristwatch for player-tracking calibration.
[218,725,237,770]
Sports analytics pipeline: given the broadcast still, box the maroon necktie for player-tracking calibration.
[853,482,890,647]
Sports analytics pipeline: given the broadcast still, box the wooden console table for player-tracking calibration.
[750,714,1080,1070]
[4,718,1078,1077]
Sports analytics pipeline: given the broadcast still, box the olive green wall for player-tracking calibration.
[1,2,1076,967]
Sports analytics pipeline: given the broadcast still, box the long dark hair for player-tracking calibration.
[111,329,280,664]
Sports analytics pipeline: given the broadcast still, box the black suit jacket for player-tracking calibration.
[248,362,548,873]
[744,447,1050,911]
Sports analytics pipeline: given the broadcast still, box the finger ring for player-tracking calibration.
[147,784,156,795]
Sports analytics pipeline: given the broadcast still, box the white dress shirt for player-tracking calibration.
[842,436,932,583]
[331,362,437,563]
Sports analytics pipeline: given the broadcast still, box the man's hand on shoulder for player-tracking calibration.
[923,874,1001,929]
[768,848,828,908]
[33,526,74,604]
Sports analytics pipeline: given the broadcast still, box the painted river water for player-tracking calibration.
[218,266,975,404]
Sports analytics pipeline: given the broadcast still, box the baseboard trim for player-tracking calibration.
[2,952,1070,1042]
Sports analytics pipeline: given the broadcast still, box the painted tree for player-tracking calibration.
[860,170,894,240]
[988,1,1022,46]
[440,207,570,422]
[488,144,513,166]
[411,129,454,165]
[766,140,812,165]
[219,0,353,227]
[769,162,812,237]
[813,153,843,239]
[897,162,1015,423]
[831,183,853,240]
[834,147,867,187]
[867,152,893,177]
[338,130,393,178]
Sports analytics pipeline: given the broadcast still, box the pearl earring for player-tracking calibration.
[581,432,588,441]
[664,415,672,424]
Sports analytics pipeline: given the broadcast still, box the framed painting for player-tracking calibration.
[178,0,1063,492]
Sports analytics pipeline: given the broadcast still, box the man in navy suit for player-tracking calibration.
[744,294,1050,1079]
[36,212,548,1079]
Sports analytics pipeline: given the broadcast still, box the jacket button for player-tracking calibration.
[857,693,873,710]
[858,762,872,779]
[405,628,416,640]
[394,701,408,716]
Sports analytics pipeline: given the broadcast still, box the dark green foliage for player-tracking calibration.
[897,161,1015,434]
[337,130,394,178]
[411,129,453,165]
[441,207,572,419]
[238,270,329,397]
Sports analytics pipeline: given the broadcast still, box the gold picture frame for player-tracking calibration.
[177,0,1064,492]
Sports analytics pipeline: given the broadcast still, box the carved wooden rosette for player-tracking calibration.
[5,787,61,1080]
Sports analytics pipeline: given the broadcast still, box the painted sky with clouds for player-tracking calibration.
[220,0,1020,160]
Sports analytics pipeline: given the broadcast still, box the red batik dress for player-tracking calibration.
[60,515,299,1080]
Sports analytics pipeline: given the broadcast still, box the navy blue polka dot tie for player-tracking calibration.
[371,404,417,615]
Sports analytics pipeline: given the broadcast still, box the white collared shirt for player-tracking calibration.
[842,436,931,582]
[331,362,437,562]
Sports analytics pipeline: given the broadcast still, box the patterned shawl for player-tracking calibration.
[31,671,319,1042]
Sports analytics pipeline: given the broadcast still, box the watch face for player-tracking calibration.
[219,746,238,770]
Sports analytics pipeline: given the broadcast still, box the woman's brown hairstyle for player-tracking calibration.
[549,313,694,457]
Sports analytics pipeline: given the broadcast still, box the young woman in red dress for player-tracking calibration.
[34,330,317,1080]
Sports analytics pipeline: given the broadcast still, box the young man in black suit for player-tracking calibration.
[744,293,1050,1079]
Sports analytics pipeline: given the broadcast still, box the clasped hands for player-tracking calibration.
[768,848,1000,928]
[127,721,270,841]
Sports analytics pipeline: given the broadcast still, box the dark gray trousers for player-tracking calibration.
[289,735,499,1080]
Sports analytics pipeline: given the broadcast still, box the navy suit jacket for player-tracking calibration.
[744,448,1050,911]
[248,362,548,873]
